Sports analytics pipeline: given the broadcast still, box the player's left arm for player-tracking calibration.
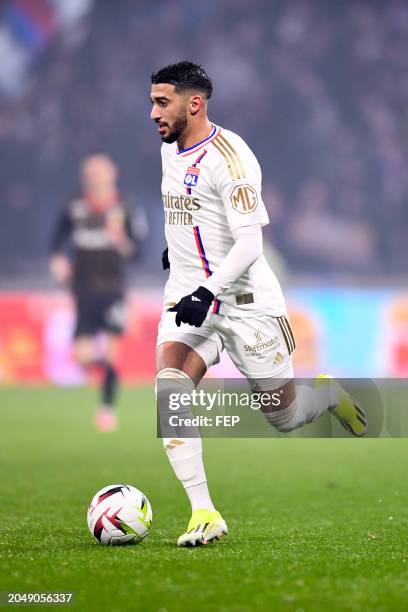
[107,205,141,257]
[203,137,269,295]
[169,224,263,327]
[201,223,263,296]
[123,212,138,256]
[169,137,268,327]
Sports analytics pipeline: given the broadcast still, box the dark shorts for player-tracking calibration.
[74,295,125,338]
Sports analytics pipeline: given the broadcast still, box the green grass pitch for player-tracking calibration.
[1,387,408,612]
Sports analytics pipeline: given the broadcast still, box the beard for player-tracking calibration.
[161,110,188,144]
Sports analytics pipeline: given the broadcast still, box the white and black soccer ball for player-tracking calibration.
[87,484,152,546]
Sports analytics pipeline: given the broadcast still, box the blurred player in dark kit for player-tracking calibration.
[151,61,367,546]
[49,154,140,431]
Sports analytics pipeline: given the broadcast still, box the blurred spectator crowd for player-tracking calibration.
[0,0,407,281]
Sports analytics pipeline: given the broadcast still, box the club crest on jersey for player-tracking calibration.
[184,166,200,187]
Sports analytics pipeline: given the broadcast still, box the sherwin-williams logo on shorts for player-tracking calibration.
[244,332,280,359]
[230,184,258,213]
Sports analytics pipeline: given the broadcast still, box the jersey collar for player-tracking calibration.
[177,124,219,156]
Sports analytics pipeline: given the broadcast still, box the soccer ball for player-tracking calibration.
[87,484,152,545]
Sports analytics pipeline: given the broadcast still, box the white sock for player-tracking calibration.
[186,482,215,511]
[264,384,339,432]
[157,368,214,512]
[163,434,206,486]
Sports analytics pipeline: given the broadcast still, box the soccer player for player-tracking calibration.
[150,62,367,546]
[49,154,137,432]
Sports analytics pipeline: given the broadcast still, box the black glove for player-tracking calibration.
[168,286,214,327]
[162,247,170,270]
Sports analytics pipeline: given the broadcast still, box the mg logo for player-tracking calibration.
[230,184,258,214]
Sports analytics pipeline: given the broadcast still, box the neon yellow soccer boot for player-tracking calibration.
[177,509,228,547]
[315,374,367,437]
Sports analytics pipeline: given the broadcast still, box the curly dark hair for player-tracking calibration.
[151,61,213,99]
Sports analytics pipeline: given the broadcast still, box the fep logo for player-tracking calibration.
[230,184,258,213]
[184,166,200,187]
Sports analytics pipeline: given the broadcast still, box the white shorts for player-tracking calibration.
[156,310,295,389]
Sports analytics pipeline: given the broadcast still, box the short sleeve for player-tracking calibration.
[213,132,269,231]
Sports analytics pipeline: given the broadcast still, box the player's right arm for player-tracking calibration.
[160,145,170,270]
[162,247,170,270]
[49,207,73,283]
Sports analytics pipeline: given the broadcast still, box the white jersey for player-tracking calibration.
[161,124,286,317]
